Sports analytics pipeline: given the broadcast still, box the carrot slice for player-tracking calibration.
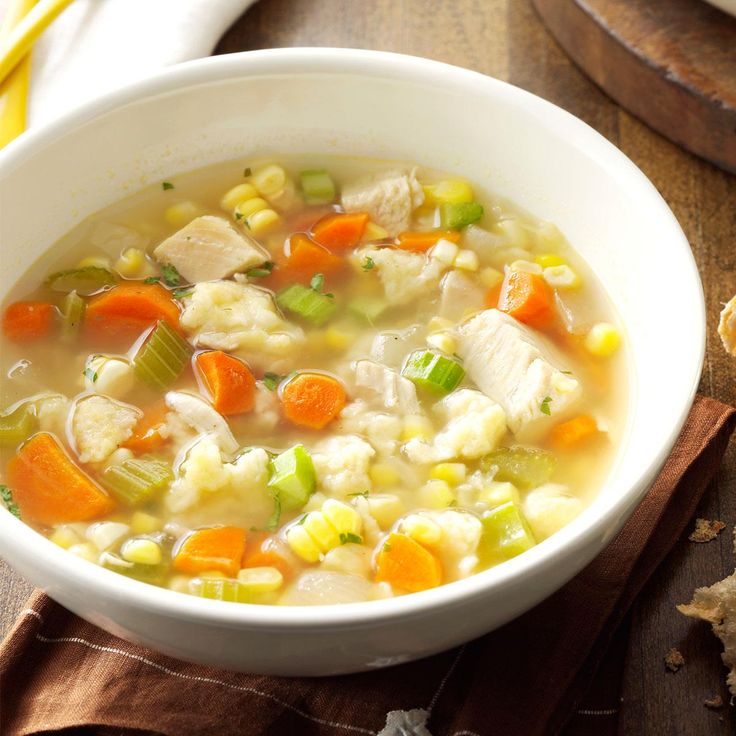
[270,233,346,289]
[311,212,369,252]
[196,350,256,416]
[550,414,599,450]
[2,301,55,342]
[122,401,170,454]
[375,533,442,593]
[84,283,181,343]
[497,270,555,327]
[397,229,461,253]
[242,534,293,581]
[281,372,347,430]
[7,433,115,525]
[173,526,247,577]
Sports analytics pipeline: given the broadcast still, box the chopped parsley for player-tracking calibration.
[1,485,20,519]
[560,370,573,375]
[246,261,275,279]
[144,276,160,284]
[162,181,174,191]
[295,513,308,526]
[347,490,370,498]
[161,263,181,287]
[84,367,98,383]
[263,372,286,391]
[172,287,193,300]
[235,212,244,221]
[310,273,325,291]
[339,532,363,545]
[382,541,392,553]
[243,167,252,178]
[540,395,553,416]
[362,256,375,271]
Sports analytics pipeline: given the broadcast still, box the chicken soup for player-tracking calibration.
[0,157,626,605]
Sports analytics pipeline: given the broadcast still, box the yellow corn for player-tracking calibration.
[365,494,405,528]
[430,463,467,486]
[402,415,434,442]
[67,542,99,563]
[221,183,258,211]
[535,253,565,269]
[322,499,362,536]
[369,462,402,487]
[584,322,621,357]
[234,196,269,220]
[478,481,520,508]
[77,255,111,269]
[267,179,300,212]
[50,526,82,549]
[121,538,162,565]
[237,566,284,593]
[252,164,287,196]
[246,208,280,235]
[362,221,389,241]
[543,264,580,289]
[479,267,504,289]
[164,200,202,228]
[324,326,354,351]
[427,332,457,355]
[130,511,161,535]
[402,513,443,546]
[419,479,455,509]
[287,500,364,562]
[301,511,341,553]
[427,316,454,333]
[454,250,479,272]
[114,247,154,278]
[285,524,322,563]
[423,179,474,205]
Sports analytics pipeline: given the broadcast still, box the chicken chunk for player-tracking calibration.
[719,294,736,356]
[164,391,238,453]
[457,309,582,440]
[153,215,268,283]
[341,169,424,236]
[71,395,141,464]
[353,360,420,414]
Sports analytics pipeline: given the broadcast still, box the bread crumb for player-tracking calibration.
[689,518,727,543]
[719,295,736,356]
[704,695,723,709]
[665,648,685,672]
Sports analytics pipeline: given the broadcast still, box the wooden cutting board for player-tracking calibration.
[532,0,736,175]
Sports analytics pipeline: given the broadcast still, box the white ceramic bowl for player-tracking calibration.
[0,49,704,676]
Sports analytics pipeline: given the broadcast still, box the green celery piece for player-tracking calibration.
[189,577,252,603]
[479,501,536,563]
[103,458,173,506]
[101,552,168,585]
[300,169,336,205]
[61,290,86,341]
[46,266,117,295]
[0,404,37,447]
[133,320,193,390]
[480,447,557,490]
[276,284,337,326]
[267,444,316,511]
[401,349,465,394]
[348,295,389,324]
[439,202,484,229]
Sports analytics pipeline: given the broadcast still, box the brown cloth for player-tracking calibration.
[1,395,734,736]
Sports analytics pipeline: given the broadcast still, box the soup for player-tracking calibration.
[0,156,626,605]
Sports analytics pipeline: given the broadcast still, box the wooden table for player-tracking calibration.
[2,1,735,733]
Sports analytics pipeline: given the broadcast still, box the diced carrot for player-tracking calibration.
[269,233,346,290]
[242,535,293,581]
[484,281,503,309]
[7,433,115,525]
[375,533,442,593]
[281,372,347,430]
[84,283,181,343]
[497,270,555,327]
[311,212,369,252]
[173,526,247,577]
[397,230,461,253]
[2,301,55,342]
[195,350,256,416]
[550,415,599,450]
[122,401,170,454]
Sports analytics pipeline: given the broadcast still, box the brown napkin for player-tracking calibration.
[1,395,734,736]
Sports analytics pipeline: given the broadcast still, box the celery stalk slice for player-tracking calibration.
[401,349,465,394]
[480,447,556,490]
[267,444,316,511]
[102,457,173,506]
[479,501,536,562]
[101,552,168,585]
[439,202,484,229]
[0,403,37,447]
[189,577,252,603]
[133,320,192,391]
[46,266,117,295]
[276,283,337,326]
[61,290,85,341]
[300,169,336,205]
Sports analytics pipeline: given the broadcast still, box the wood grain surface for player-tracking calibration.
[533,0,736,175]
[2,1,735,734]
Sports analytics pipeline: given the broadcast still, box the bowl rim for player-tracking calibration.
[0,47,705,629]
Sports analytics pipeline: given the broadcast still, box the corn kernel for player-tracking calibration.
[324,326,354,351]
[423,179,474,205]
[402,513,443,546]
[479,267,504,288]
[121,538,162,565]
[77,255,111,269]
[246,208,280,235]
[426,332,457,355]
[509,259,542,275]
[164,200,202,228]
[252,164,287,196]
[221,183,258,211]
[478,481,520,508]
[322,499,362,536]
[369,463,402,487]
[301,511,341,553]
[430,239,459,266]
[286,524,322,562]
[86,522,130,551]
[67,542,99,563]
[268,179,301,212]
[427,316,454,333]
[454,250,479,272]
[168,575,191,594]
[130,511,161,535]
[430,463,467,486]
[419,479,456,509]
[497,218,531,249]
[584,322,621,357]
[543,264,580,289]
[362,221,389,241]
[234,196,269,220]
[50,526,82,549]
[365,494,406,528]
[114,248,145,277]
[402,415,434,442]
[303,491,328,513]
[535,253,565,269]
[237,566,284,592]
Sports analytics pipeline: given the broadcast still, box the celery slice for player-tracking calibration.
[46,266,117,295]
[276,284,337,326]
[480,447,557,490]
[189,577,252,603]
[103,458,173,506]
[348,295,389,324]
[61,290,85,341]
[0,404,37,447]
[101,552,168,585]
[479,501,536,562]
[300,169,336,205]
[439,202,484,229]
[267,444,316,511]
[133,320,192,390]
[401,349,465,394]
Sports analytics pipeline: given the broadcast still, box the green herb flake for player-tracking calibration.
[243,167,252,178]
[84,367,98,383]
[161,264,181,287]
[0,485,20,519]
[172,287,193,300]
[144,276,161,284]
[362,256,375,271]
[310,273,325,292]
[561,370,573,375]
[162,181,174,191]
[247,262,274,279]
[347,490,370,498]
[235,212,244,221]
[339,532,363,545]
[382,541,392,553]
[263,372,285,391]
[295,513,308,526]
[540,396,553,416]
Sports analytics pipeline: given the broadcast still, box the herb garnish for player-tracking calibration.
[161,263,181,287]
[540,396,553,416]
[84,367,98,383]
[162,181,174,191]
[362,256,375,271]
[172,287,193,300]
[243,167,252,178]
[1,485,20,519]
[339,532,363,545]
[247,262,275,279]
[144,276,160,284]
[310,272,334,299]
[295,513,308,526]
[561,370,573,375]
[263,372,286,391]
[235,211,244,220]
[382,541,392,553]
[347,490,370,498]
